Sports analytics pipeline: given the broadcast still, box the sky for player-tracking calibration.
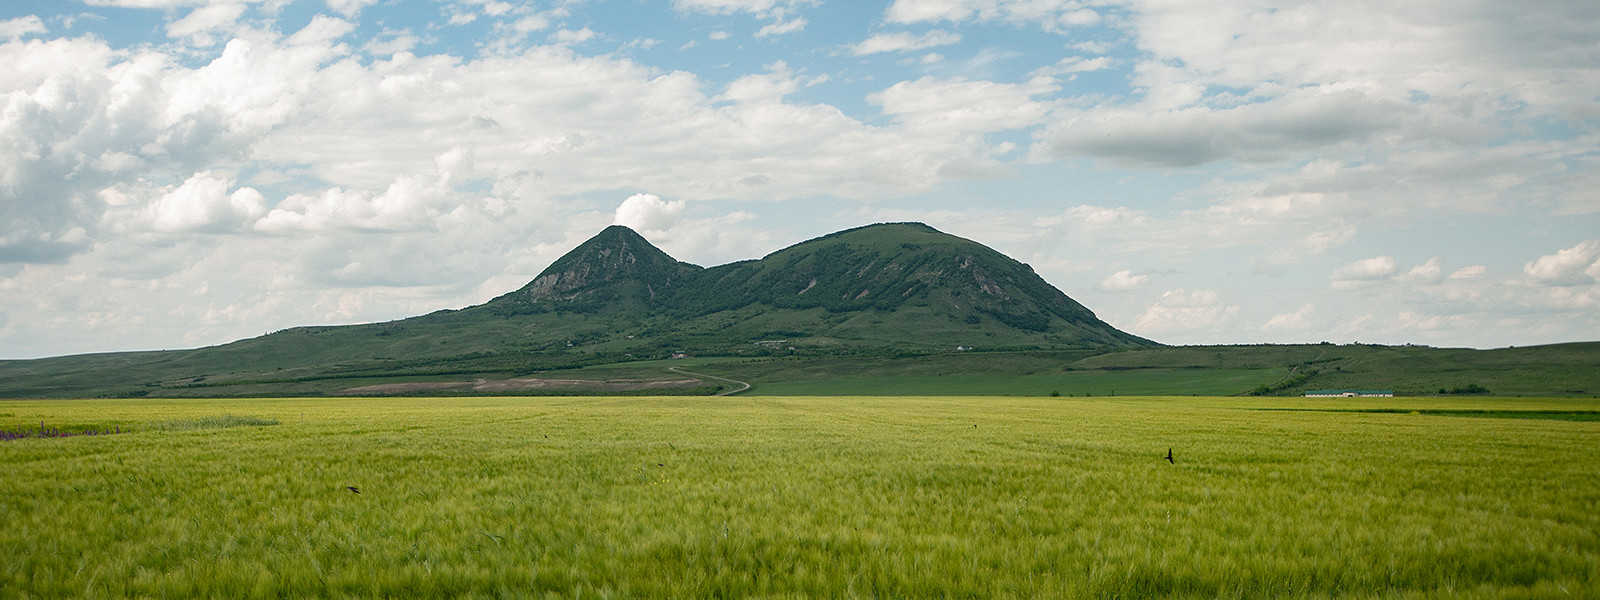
[1,0,1597,359]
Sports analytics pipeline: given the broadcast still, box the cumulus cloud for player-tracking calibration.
[756,18,808,37]
[1331,256,1399,288]
[1,16,47,40]
[1035,191,1359,266]
[674,0,816,36]
[871,76,1056,136]
[1524,239,1600,286]
[719,62,823,104]
[144,171,267,233]
[256,148,475,233]
[1130,288,1239,337]
[1035,0,1600,188]
[166,2,247,45]
[1399,257,1444,284]
[553,28,598,45]
[1095,269,1146,293]
[885,0,1100,32]
[1262,303,1316,333]
[613,193,686,232]
[324,0,379,17]
[674,0,813,16]
[0,11,1014,268]
[1033,55,1112,77]
[850,30,961,55]
[1450,265,1487,280]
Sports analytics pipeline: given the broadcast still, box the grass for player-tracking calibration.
[2,395,1596,598]
[147,415,282,431]
[740,368,1283,396]
[5,342,1598,399]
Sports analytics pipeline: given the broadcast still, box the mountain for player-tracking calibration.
[473,222,1150,349]
[0,222,1153,397]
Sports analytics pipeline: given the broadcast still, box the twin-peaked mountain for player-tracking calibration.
[0,222,1153,398]
[475,222,1150,349]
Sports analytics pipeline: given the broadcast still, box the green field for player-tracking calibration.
[4,395,1597,598]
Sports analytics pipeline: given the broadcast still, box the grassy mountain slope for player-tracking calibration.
[670,223,1149,348]
[606,342,1600,398]
[0,222,1152,397]
[3,222,1592,399]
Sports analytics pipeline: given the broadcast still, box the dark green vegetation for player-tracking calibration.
[492,342,1600,398]
[3,395,1596,598]
[1,222,1595,398]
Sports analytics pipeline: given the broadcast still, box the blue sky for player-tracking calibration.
[1,0,1597,358]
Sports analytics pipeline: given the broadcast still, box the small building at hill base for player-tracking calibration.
[1304,390,1395,398]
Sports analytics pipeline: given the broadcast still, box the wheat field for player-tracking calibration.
[2,395,1596,598]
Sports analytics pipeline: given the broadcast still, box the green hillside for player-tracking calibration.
[2,222,1594,399]
[0,223,1153,398]
[646,342,1600,398]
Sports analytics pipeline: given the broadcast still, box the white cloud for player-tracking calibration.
[674,0,813,17]
[613,193,686,233]
[255,148,475,233]
[1033,0,1600,206]
[553,28,598,44]
[1,16,47,40]
[675,0,816,36]
[1399,257,1443,284]
[362,31,418,56]
[1033,55,1112,76]
[324,0,378,17]
[82,0,211,7]
[719,62,810,104]
[1331,256,1398,287]
[850,30,961,56]
[1449,265,1487,280]
[756,17,807,37]
[1130,288,1239,337]
[871,76,1056,136]
[1035,191,1358,267]
[1524,239,1600,286]
[166,2,246,45]
[886,0,1101,32]
[0,14,1010,267]
[1124,0,1600,113]
[1095,269,1146,293]
[442,0,514,25]
[143,171,266,233]
[1262,304,1315,332]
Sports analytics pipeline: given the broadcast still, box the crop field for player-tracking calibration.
[3,395,1597,598]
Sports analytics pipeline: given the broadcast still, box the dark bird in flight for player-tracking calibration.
[1165,448,1174,464]
[347,486,361,494]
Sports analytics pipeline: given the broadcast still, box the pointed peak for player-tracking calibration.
[543,225,685,275]
[490,224,699,308]
[597,223,647,238]
[574,224,652,250]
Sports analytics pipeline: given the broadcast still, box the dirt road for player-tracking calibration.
[668,366,752,396]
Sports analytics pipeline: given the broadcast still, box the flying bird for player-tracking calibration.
[1165,448,1174,464]
[347,486,361,494]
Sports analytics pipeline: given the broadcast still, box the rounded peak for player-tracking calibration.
[769,221,982,258]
